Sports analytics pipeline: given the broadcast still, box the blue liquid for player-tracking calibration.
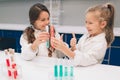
[46,40,50,48]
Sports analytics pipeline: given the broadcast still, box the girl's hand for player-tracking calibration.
[31,32,49,51]
[70,33,77,51]
[60,34,64,41]
[51,37,66,51]
[37,32,49,43]
[51,36,75,58]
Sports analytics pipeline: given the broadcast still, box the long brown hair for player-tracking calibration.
[86,3,115,47]
[23,3,54,57]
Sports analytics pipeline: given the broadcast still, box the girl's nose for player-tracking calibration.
[46,20,50,25]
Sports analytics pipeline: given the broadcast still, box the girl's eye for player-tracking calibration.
[47,18,49,20]
[88,21,93,24]
[41,19,45,21]
[89,22,93,24]
[41,18,49,21]
[86,21,93,24]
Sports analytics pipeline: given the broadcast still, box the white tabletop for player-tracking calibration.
[0,51,120,80]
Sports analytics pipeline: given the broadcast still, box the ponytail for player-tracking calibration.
[104,3,115,47]
[23,26,35,43]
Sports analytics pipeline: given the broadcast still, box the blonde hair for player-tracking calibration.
[86,3,115,47]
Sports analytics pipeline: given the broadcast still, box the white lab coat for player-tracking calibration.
[73,32,107,66]
[20,26,65,60]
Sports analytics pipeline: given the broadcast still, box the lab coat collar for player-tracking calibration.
[33,25,48,33]
[86,32,105,38]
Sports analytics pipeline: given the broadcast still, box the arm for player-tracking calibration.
[20,34,37,60]
[73,34,107,66]
[52,33,107,66]
[20,32,49,60]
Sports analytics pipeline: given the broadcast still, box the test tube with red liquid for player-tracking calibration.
[50,25,55,48]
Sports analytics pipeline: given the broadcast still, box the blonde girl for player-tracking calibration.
[51,3,115,66]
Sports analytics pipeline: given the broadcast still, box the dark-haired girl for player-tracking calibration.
[20,3,65,60]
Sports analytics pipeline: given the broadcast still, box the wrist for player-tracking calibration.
[63,46,75,59]
[71,46,76,51]
[31,44,37,51]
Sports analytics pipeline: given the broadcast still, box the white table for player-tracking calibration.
[0,51,120,80]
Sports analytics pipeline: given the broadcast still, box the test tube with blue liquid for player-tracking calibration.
[69,66,74,80]
[64,66,68,80]
[54,65,58,80]
[59,65,63,80]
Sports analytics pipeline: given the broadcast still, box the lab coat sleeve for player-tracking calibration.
[73,40,107,66]
[20,34,38,60]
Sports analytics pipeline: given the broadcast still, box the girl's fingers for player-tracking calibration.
[72,33,76,38]
[70,38,76,46]
[60,34,64,41]
[51,37,60,45]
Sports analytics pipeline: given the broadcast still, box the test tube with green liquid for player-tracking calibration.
[59,65,63,80]
[46,25,50,48]
[54,65,58,77]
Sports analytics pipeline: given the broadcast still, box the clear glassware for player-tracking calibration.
[1,63,22,80]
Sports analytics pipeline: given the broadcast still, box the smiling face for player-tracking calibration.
[85,11,106,37]
[34,11,50,31]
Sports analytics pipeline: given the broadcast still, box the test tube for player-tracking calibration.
[54,65,58,80]
[46,25,55,48]
[9,48,18,80]
[5,50,10,67]
[46,25,50,48]
[50,25,55,48]
[54,65,58,77]
[70,66,73,77]
[59,65,63,80]
[4,49,12,77]
[64,66,68,80]
[69,66,74,80]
